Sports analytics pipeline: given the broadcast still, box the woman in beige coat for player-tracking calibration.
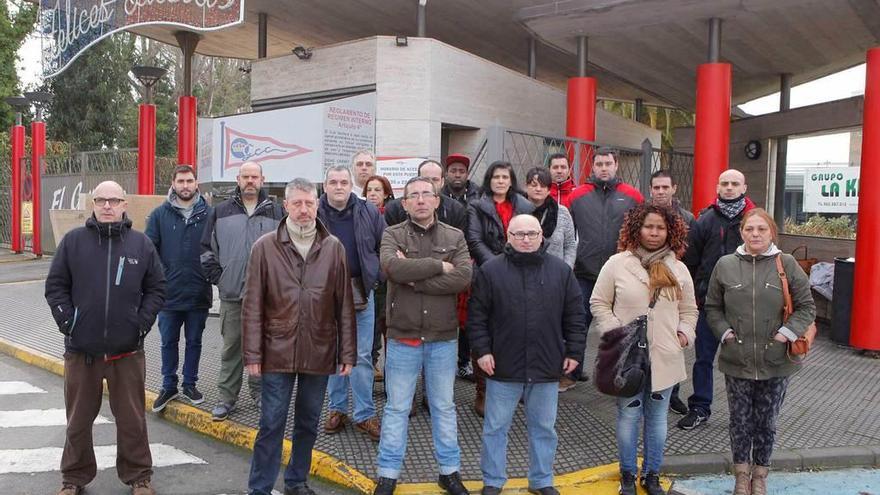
[591,203,698,495]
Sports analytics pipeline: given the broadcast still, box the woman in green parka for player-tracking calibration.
[704,208,815,495]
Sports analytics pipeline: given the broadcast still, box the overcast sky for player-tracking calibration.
[15,31,867,166]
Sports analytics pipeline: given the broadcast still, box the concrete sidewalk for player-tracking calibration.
[2,255,880,493]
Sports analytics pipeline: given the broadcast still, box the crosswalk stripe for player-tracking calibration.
[0,443,206,474]
[0,409,112,428]
[0,381,46,395]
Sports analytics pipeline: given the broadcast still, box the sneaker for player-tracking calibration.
[640,472,666,495]
[211,401,235,421]
[181,385,205,405]
[669,395,688,415]
[285,484,318,495]
[438,471,469,495]
[677,410,708,430]
[151,388,178,412]
[529,487,560,495]
[481,487,502,495]
[558,377,577,392]
[619,471,637,495]
[355,416,382,442]
[457,362,474,382]
[130,478,156,495]
[57,483,83,495]
[373,477,397,495]
[324,410,349,433]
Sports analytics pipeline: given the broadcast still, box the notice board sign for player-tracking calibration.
[803,167,859,213]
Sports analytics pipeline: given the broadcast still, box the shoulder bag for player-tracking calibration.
[776,254,817,362]
[594,290,657,397]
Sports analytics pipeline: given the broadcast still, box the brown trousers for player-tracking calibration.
[62,350,152,486]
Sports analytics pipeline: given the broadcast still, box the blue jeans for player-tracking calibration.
[157,309,208,391]
[248,372,328,494]
[687,310,718,417]
[377,339,460,479]
[617,385,672,475]
[571,278,595,378]
[481,380,558,489]
[328,290,376,422]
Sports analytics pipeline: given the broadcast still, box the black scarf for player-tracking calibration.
[532,197,559,239]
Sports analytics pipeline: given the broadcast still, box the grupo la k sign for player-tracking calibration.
[40,0,245,79]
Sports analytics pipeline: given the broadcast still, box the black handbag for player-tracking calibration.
[593,291,656,397]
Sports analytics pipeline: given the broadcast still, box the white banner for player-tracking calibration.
[376,158,424,195]
[802,167,859,213]
[197,93,376,183]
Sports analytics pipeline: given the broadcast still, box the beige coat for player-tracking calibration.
[590,251,699,392]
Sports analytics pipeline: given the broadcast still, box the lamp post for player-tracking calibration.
[24,91,52,257]
[131,66,166,195]
[5,96,28,253]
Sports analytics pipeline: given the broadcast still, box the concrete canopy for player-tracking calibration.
[119,0,879,110]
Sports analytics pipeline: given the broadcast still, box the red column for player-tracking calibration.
[851,47,880,351]
[565,77,597,184]
[30,121,45,256]
[10,124,24,253]
[177,95,197,168]
[692,63,732,215]
[137,103,157,195]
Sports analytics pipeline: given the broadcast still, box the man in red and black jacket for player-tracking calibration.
[566,148,644,390]
[547,152,576,208]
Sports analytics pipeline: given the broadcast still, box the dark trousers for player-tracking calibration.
[725,375,790,466]
[158,309,208,391]
[570,278,596,379]
[372,283,387,366]
[686,310,719,416]
[62,351,152,487]
[248,372,329,494]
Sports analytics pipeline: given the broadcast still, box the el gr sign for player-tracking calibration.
[803,167,859,213]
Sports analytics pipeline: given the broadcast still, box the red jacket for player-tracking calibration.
[549,178,576,208]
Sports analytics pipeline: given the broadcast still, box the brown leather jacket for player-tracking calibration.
[242,218,357,374]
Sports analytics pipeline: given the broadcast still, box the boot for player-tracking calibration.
[473,357,486,417]
[750,465,768,495]
[733,463,751,495]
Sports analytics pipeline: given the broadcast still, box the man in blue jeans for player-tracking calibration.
[468,215,586,495]
[242,178,356,495]
[372,176,473,495]
[319,164,386,441]
[146,165,213,412]
[679,169,754,430]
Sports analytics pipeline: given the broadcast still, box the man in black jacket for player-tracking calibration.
[45,181,166,495]
[441,154,480,205]
[677,169,755,431]
[200,161,284,421]
[468,214,586,495]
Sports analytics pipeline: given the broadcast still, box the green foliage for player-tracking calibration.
[784,215,856,239]
[0,0,38,129]
[602,100,694,150]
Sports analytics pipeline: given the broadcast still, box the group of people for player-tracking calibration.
[45,146,815,495]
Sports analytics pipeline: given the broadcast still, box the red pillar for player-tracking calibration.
[692,63,732,215]
[565,77,597,184]
[137,103,157,195]
[177,95,197,168]
[850,47,880,351]
[30,120,45,256]
[10,124,24,253]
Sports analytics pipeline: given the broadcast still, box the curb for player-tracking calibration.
[664,445,880,477]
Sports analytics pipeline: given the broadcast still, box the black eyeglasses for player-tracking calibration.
[509,231,541,240]
[94,197,125,207]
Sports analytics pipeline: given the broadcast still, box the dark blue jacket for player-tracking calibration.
[146,193,213,310]
[318,193,386,292]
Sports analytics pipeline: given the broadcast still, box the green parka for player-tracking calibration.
[705,247,816,380]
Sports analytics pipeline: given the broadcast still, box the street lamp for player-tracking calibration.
[130,65,166,195]
[4,96,29,125]
[4,96,29,253]
[24,91,53,257]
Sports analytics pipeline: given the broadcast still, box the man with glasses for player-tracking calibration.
[46,181,167,495]
[319,164,386,441]
[373,177,472,495]
[468,214,586,495]
[200,161,285,421]
[352,150,377,198]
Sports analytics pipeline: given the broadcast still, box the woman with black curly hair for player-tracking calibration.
[590,203,698,495]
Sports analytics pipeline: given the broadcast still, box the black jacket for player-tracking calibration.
[682,197,756,303]
[45,215,167,357]
[145,192,212,310]
[200,187,284,301]
[466,193,535,266]
[441,181,481,206]
[383,195,468,231]
[467,245,587,383]
[318,193,386,292]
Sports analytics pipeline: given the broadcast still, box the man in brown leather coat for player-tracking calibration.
[242,178,357,495]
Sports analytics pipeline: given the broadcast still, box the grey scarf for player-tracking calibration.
[717,194,746,219]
